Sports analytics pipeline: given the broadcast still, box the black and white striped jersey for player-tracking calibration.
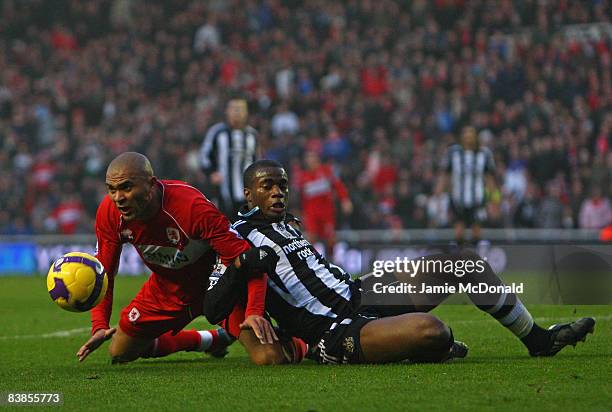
[443,144,495,209]
[232,207,361,344]
[199,122,257,212]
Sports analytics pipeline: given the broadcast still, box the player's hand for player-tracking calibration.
[210,171,223,185]
[341,199,353,215]
[76,328,116,362]
[239,315,278,345]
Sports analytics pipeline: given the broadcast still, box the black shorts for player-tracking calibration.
[450,201,486,226]
[308,314,376,364]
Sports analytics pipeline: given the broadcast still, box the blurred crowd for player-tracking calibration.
[1,0,611,235]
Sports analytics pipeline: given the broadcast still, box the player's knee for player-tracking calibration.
[108,339,139,364]
[417,314,451,351]
[249,346,286,366]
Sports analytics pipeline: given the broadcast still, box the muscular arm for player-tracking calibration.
[90,199,122,334]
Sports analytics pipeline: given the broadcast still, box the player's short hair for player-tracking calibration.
[243,160,284,188]
[107,152,154,179]
[226,92,247,106]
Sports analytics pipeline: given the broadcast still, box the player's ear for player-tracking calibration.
[243,187,252,203]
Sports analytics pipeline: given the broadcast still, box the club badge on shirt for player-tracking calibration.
[128,307,140,323]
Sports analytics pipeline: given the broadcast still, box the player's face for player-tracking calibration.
[461,127,477,149]
[245,167,289,222]
[304,151,320,169]
[106,169,156,222]
[226,100,248,128]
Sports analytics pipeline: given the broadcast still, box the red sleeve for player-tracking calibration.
[328,166,349,201]
[222,274,268,337]
[192,197,266,317]
[192,197,250,265]
[245,273,268,318]
[91,197,122,334]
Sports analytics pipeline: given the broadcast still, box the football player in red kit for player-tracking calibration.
[76,152,277,364]
[296,151,352,255]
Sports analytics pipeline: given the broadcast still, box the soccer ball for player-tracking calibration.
[46,252,108,312]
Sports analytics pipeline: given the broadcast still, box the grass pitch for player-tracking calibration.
[0,276,610,411]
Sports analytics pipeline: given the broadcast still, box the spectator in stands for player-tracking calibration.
[0,0,610,237]
[579,186,612,229]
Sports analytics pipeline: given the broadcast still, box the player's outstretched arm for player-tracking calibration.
[76,327,116,362]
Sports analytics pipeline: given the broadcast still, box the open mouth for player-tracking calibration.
[270,202,285,213]
[117,205,132,215]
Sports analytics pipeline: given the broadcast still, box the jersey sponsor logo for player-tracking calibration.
[128,307,140,322]
[281,238,314,260]
[140,246,189,268]
[166,227,181,245]
[136,239,210,269]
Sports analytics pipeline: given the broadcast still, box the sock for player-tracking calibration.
[281,337,309,363]
[458,254,551,352]
[477,293,550,352]
[198,329,216,352]
[143,330,202,358]
[199,328,235,352]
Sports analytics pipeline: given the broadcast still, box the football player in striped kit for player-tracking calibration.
[206,160,595,364]
[200,96,258,220]
[443,126,496,245]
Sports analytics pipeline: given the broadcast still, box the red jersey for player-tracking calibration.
[298,165,349,213]
[51,199,84,234]
[91,179,263,333]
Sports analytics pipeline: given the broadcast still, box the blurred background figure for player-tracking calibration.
[0,0,610,235]
[579,186,612,229]
[295,150,352,255]
[200,96,258,219]
[444,126,496,245]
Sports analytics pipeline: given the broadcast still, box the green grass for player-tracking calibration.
[0,276,610,411]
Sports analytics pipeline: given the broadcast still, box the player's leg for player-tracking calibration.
[111,297,232,363]
[138,328,232,360]
[322,213,337,258]
[238,329,287,365]
[223,305,306,365]
[471,222,481,244]
[451,201,466,245]
[398,250,595,356]
[108,327,153,363]
[239,329,309,365]
[359,313,454,363]
[453,221,465,243]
